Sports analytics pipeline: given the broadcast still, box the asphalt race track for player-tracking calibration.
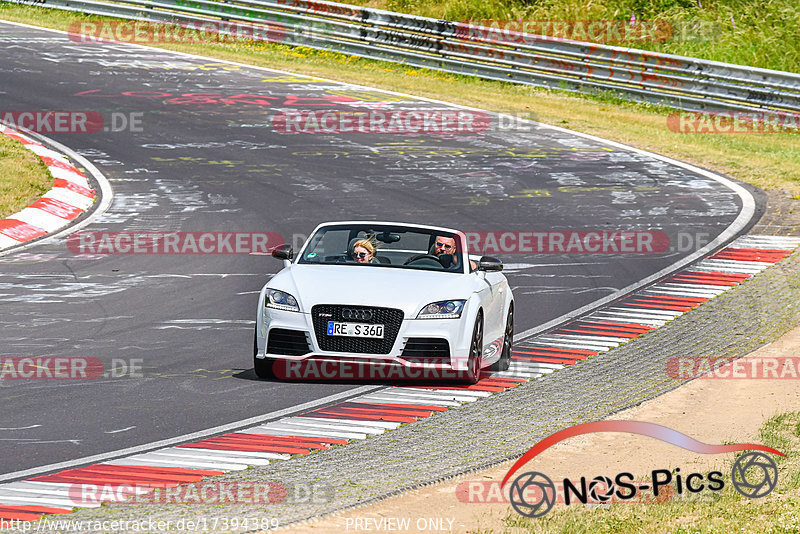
[0,21,763,479]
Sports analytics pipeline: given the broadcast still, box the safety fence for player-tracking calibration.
[14,0,800,113]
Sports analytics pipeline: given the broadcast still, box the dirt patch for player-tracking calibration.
[295,323,800,533]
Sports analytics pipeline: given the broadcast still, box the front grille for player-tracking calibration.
[267,328,311,356]
[401,338,450,363]
[311,304,403,354]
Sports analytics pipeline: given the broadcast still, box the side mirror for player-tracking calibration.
[477,256,503,272]
[271,245,293,261]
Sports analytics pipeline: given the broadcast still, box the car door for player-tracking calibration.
[482,271,507,346]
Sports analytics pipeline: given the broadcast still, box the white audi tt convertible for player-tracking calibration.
[253,222,514,383]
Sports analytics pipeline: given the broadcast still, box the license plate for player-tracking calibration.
[327,321,384,339]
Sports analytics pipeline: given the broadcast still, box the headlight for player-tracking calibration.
[417,300,466,319]
[265,289,299,312]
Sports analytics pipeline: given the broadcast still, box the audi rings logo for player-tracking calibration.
[731,452,778,498]
[341,308,373,321]
[509,472,556,518]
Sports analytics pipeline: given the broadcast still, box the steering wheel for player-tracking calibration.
[403,253,442,266]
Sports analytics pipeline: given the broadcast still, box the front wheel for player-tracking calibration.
[253,329,276,379]
[491,303,513,372]
[463,312,484,384]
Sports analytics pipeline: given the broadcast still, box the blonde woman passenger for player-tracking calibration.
[351,238,378,264]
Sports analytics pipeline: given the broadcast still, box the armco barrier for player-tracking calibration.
[8,0,800,113]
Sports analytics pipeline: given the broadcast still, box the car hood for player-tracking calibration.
[269,264,475,316]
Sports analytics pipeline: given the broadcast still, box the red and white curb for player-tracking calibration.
[0,125,96,252]
[0,383,525,521]
[501,234,800,378]
[1,234,798,523]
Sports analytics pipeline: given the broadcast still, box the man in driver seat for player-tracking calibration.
[433,235,477,270]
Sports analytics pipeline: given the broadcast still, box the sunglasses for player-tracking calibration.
[353,252,370,258]
[436,242,455,250]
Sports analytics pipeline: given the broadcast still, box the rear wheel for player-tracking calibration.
[491,303,513,372]
[464,312,484,384]
[253,329,277,379]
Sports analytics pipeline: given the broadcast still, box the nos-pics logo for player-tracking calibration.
[502,421,783,518]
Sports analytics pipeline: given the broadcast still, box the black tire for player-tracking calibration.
[253,329,277,379]
[491,303,513,372]
[464,312,484,384]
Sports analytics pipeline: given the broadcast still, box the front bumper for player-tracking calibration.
[256,306,473,375]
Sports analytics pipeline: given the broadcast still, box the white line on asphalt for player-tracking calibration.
[0,385,382,482]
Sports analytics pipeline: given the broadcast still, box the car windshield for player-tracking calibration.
[297,224,466,273]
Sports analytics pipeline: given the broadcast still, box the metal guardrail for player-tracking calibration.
[14,0,800,113]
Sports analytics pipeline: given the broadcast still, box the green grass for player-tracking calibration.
[0,5,797,530]
[493,411,800,534]
[350,0,800,72]
[0,133,53,219]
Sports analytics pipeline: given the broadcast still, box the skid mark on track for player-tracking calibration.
[2,235,796,524]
